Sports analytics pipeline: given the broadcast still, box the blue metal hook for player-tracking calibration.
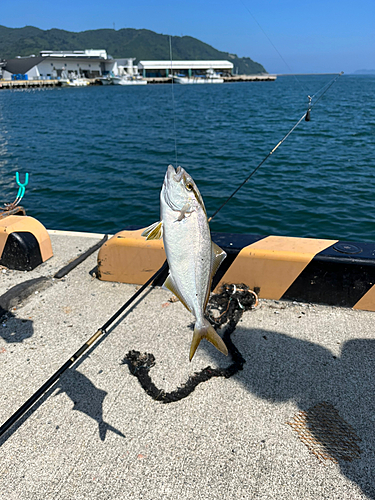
[15,172,29,201]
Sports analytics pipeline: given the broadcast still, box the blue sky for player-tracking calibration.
[2,0,374,74]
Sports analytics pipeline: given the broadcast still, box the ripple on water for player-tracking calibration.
[0,75,375,239]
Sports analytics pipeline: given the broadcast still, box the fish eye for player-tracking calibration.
[185,183,193,191]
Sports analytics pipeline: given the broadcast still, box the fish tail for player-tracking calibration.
[189,319,228,361]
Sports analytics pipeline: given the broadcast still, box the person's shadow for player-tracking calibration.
[223,327,375,499]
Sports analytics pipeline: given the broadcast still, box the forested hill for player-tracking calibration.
[0,25,267,75]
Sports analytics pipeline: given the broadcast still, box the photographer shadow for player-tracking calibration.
[233,327,375,499]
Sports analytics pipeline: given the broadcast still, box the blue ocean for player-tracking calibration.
[1,74,374,242]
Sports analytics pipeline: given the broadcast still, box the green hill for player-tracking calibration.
[0,25,267,75]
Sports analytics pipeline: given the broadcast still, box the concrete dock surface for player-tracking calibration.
[1,230,375,499]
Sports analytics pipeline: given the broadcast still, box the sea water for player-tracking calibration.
[0,74,374,242]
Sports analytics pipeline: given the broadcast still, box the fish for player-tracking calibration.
[142,165,228,361]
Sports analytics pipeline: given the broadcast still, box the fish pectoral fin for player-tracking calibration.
[141,221,163,240]
[190,319,228,361]
[175,203,192,222]
[211,242,227,277]
[164,275,191,312]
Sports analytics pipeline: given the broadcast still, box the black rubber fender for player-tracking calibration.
[0,231,43,271]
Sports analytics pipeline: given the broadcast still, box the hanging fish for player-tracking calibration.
[142,165,228,361]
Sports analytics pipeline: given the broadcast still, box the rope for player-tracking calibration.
[122,284,257,403]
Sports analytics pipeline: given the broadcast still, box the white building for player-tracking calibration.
[138,60,233,78]
[1,50,139,80]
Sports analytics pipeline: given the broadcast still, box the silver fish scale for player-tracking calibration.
[162,205,212,324]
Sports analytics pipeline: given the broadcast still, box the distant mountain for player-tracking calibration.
[353,69,375,75]
[0,25,267,75]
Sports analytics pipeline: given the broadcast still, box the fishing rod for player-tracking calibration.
[0,261,168,439]
[0,71,343,440]
[208,71,344,222]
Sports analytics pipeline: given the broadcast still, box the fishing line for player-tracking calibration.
[239,0,309,95]
[208,71,343,223]
[238,1,344,114]
[169,35,179,169]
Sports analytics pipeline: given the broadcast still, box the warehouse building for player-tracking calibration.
[138,60,233,78]
[1,50,139,80]
[1,52,234,82]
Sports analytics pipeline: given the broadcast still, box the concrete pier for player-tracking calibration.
[144,74,277,84]
[0,79,60,90]
[0,74,276,89]
[0,229,374,499]
[223,74,277,82]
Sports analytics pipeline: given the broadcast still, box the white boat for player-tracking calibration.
[61,78,90,87]
[173,68,224,84]
[112,75,147,85]
[99,75,113,85]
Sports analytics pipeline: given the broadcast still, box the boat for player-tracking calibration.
[111,74,147,85]
[60,78,90,87]
[99,75,113,85]
[172,68,224,84]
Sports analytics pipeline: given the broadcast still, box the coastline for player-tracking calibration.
[0,73,277,90]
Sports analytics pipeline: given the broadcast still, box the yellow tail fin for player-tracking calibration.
[189,319,228,361]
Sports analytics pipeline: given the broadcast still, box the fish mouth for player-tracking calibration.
[164,164,184,187]
[174,166,184,182]
[163,165,174,188]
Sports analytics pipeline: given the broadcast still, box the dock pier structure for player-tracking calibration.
[0,79,59,90]
[0,228,374,499]
[143,74,277,84]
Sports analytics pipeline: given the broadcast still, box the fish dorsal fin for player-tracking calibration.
[141,221,163,240]
[203,243,227,311]
[211,242,227,278]
[164,274,191,312]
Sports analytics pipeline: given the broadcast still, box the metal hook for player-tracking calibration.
[1,172,29,213]
[14,172,29,205]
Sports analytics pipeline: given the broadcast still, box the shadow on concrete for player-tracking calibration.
[123,315,375,498]
[0,312,34,343]
[0,276,52,343]
[54,368,125,441]
[0,326,123,444]
[0,288,152,445]
[214,327,375,499]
